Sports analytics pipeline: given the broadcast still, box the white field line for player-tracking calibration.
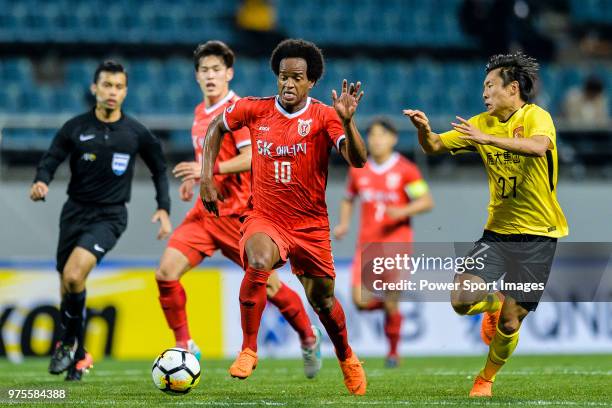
[8,368,612,379]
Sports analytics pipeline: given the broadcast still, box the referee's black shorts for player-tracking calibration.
[464,230,557,311]
[56,199,128,272]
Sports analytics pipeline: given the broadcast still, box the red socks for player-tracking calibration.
[384,311,402,356]
[268,283,314,343]
[239,267,270,352]
[316,298,352,361]
[157,280,190,347]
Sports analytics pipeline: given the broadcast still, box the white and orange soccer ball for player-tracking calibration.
[151,348,201,395]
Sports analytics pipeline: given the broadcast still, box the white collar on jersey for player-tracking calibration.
[204,90,235,115]
[275,95,311,119]
[368,152,400,175]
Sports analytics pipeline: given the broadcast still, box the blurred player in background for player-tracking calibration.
[404,52,568,397]
[200,39,368,395]
[155,41,321,378]
[30,60,172,380]
[333,117,434,368]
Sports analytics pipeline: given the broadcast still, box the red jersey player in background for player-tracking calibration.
[333,117,434,368]
[155,41,322,379]
[201,39,369,395]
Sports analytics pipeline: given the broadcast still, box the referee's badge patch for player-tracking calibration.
[112,153,130,175]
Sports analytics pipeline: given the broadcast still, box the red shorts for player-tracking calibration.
[168,206,242,267]
[351,230,414,288]
[239,215,335,279]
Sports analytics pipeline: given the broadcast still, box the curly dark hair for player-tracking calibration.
[270,39,324,83]
[193,40,235,70]
[93,60,127,84]
[485,52,539,102]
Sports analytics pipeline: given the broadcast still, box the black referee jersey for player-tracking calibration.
[34,109,170,212]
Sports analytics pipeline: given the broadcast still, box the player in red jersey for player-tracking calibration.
[155,41,321,378]
[333,117,434,368]
[200,39,368,395]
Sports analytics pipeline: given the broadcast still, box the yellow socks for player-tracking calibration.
[481,326,520,381]
[466,292,502,315]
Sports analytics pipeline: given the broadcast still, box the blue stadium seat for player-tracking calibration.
[0,0,483,48]
[2,56,610,123]
[1,128,55,150]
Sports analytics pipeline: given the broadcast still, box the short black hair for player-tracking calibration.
[193,40,235,70]
[270,39,324,83]
[485,52,539,102]
[367,116,398,136]
[93,60,127,84]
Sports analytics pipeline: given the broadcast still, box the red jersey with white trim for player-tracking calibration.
[191,90,252,217]
[346,153,425,243]
[223,96,346,229]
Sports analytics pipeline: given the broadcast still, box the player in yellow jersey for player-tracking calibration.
[403,52,568,398]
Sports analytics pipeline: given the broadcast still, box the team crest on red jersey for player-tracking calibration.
[386,173,402,189]
[298,119,312,137]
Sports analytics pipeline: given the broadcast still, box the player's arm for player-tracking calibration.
[218,145,252,174]
[173,144,250,182]
[333,198,354,240]
[386,192,434,220]
[30,124,72,201]
[334,169,358,239]
[451,116,551,157]
[139,128,172,240]
[403,109,448,154]
[199,114,228,216]
[332,80,367,168]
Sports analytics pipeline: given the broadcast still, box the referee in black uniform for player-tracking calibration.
[30,60,172,381]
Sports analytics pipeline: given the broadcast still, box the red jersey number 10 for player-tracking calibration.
[274,161,291,183]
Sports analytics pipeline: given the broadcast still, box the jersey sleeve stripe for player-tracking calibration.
[451,146,477,153]
[222,109,233,132]
[545,150,555,192]
[235,140,252,149]
[335,135,346,151]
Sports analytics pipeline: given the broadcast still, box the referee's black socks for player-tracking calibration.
[60,290,87,357]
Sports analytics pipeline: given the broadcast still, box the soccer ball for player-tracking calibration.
[151,348,201,395]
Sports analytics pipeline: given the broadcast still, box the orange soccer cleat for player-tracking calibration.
[481,292,505,345]
[339,353,367,395]
[65,352,94,381]
[469,374,493,397]
[229,348,258,379]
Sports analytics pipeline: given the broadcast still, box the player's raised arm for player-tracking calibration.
[451,115,551,157]
[403,109,448,154]
[199,114,227,216]
[332,79,367,168]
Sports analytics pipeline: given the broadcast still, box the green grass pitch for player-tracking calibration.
[0,355,610,407]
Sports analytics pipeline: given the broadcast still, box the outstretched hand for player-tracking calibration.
[451,116,490,145]
[403,109,432,133]
[172,161,201,182]
[332,79,364,122]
